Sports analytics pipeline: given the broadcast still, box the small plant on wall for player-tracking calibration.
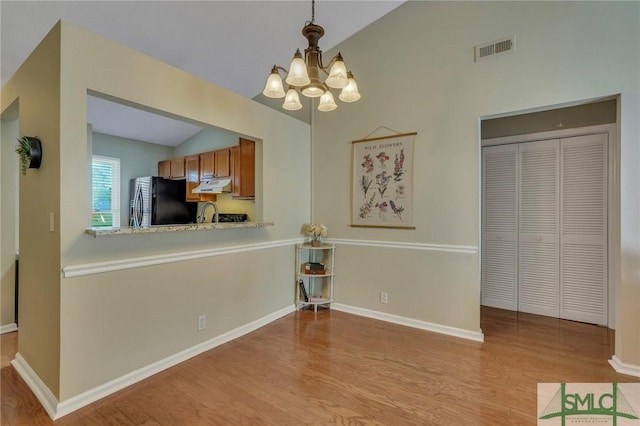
[15,136,42,175]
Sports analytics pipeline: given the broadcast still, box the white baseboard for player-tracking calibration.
[12,304,295,420]
[333,303,484,343]
[1,323,18,334]
[609,355,640,378]
[11,353,59,419]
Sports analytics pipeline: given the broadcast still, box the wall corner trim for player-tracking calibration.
[12,304,295,420]
[333,303,485,343]
[11,353,59,419]
[609,355,640,378]
[0,323,18,334]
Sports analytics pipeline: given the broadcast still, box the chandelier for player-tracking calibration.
[262,0,361,112]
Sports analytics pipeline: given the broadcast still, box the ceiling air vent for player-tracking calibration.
[474,36,515,62]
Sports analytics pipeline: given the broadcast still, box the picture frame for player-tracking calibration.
[351,132,416,229]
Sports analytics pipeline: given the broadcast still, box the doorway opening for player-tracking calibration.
[479,98,618,329]
[1,99,20,334]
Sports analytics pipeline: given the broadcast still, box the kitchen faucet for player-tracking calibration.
[197,201,219,223]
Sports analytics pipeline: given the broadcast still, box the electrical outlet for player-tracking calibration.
[380,292,388,304]
[198,314,206,331]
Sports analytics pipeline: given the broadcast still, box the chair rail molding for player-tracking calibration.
[329,238,478,254]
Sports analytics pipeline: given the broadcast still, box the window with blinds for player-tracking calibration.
[91,155,121,227]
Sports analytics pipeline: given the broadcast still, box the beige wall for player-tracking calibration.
[0,23,62,397]
[3,1,639,407]
[56,22,310,400]
[312,0,640,356]
[2,21,311,401]
[62,246,294,397]
[1,117,19,327]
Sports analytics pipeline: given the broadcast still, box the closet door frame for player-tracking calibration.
[481,123,618,328]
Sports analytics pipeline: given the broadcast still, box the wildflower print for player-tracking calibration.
[393,149,405,181]
[376,170,391,199]
[389,200,405,221]
[352,134,414,227]
[376,152,390,168]
[375,201,388,219]
[361,154,374,174]
[359,193,376,219]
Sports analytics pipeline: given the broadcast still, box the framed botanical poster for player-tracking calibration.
[351,132,416,228]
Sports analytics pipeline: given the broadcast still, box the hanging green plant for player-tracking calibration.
[15,136,42,175]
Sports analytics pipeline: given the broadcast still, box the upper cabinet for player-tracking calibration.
[200,148,230,180]
[158,138,254,201]
[185,155,201,202]
[215,148,231,178]
[231,138,255,200]
[158,160,171,179]
[199,151,214,180]
[158,157,185,179]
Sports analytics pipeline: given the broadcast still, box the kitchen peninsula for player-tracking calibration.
[85,220,274,237]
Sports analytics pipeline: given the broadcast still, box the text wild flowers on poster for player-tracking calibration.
[351,132,416,228]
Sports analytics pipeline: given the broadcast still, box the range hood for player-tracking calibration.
[192,178,232,194]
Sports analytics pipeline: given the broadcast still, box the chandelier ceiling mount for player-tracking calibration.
[262,0,361,112]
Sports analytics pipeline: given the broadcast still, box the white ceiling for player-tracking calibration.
[1,1,404,146]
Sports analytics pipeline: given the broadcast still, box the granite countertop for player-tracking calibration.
[85,221,274,237]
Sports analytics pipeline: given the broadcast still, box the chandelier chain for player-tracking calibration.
[311,0,315,24]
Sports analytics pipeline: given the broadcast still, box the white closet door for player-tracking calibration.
[560,134,608,325]
[518,140,560,317]
[482,144,518,310]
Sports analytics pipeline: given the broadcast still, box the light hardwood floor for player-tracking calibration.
[1,307,637,425]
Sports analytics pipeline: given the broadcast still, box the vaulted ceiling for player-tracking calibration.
[1,1,404,144]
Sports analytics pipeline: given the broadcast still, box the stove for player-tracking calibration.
[216,213,249,223]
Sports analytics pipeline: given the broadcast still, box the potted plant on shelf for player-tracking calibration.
[15,136,42,175]
[304,223,328,247]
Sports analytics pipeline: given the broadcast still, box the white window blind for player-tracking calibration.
[92,155,121,227]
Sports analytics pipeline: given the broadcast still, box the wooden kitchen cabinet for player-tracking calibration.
[158,160,171,179]
[186,154,215,202]
[170,157,185,178]
[185,155,200,202]
[231,138,255,199]
[199,151,215,180]
[215,148,231,177]
[158,157,185,179]
[200,148,230,180]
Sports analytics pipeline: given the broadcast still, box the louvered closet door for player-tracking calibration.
[482,144,518,310]
[518,140,560,317]
[560,134,608,325]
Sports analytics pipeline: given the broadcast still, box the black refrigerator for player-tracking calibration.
[129,177,197,227]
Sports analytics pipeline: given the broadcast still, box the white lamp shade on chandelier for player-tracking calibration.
[262,0,361,112]
[318,90,337,112]
[283,87,303,111]
[324,54,348,89]
[263,67,286,98]
[285,50,311,87]
[338,71,361,103]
